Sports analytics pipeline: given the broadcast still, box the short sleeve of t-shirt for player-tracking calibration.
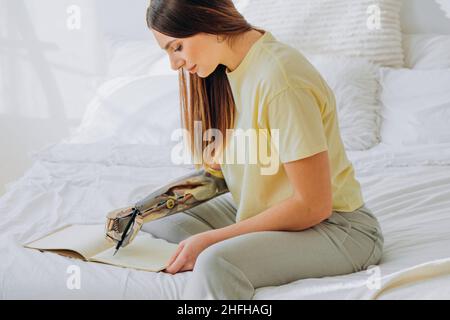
[203,163,225,179]
[261,85,329,163]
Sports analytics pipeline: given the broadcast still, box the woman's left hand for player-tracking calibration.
[164,231,218,274]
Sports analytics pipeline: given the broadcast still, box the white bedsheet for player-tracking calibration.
[1,141,450,299]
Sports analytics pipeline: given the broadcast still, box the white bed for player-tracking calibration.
[2,0,450,299]
[2,134,450,299]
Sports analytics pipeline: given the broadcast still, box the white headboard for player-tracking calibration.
[97,0,450,39]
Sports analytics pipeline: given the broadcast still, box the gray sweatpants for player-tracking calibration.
[141,192,384,299]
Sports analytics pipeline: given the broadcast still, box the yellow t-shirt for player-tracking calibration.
[215,31,364,222]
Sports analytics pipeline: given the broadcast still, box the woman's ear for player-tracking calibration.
[217,34,225,43]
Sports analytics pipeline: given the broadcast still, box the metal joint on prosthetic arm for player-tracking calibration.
[105,168,229,247]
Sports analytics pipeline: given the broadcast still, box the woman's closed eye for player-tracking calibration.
[174,44,183,52]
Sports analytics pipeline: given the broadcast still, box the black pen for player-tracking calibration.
[113,207,139,256]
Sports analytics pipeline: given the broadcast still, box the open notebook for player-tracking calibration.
[23,224,178,272]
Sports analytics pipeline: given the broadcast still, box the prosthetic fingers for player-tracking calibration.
[105,167,229,248]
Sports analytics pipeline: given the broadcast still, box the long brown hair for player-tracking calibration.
[146,0,264,168]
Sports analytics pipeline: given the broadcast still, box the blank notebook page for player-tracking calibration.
[91,233,178,272]
[25,224,112,259]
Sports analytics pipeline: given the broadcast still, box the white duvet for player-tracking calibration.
[1,140,450,299]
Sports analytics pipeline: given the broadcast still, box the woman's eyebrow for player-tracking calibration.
[163,39,177,51]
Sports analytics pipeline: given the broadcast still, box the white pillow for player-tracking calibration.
[402,34,450,69]
[435,0,450,19]
[105,35,174,78]
[306,55,380,150]
[242,0,404,67]
[67,74,182,146]
[379,68,450,146]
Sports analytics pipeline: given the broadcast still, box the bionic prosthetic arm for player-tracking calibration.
[105,167,229,248]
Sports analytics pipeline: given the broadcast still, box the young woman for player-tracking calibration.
[143,0,384,299]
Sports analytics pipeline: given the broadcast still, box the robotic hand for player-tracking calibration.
[105,166,229,248]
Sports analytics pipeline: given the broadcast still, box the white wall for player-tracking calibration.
[401,0,450,34]
[0,0,108,196]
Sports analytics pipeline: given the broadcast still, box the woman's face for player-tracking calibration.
[152,29,223,78]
